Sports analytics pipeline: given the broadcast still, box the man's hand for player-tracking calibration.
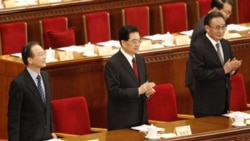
[223,58,242,74]
[139,81,156,96]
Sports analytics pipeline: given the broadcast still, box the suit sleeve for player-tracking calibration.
[8,81,22,141]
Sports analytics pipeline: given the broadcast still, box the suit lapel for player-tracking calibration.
[118,51,139,82]
[24,70,45,107]
[204,37,224,66]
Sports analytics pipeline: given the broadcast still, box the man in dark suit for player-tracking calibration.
[191,0,233,45]
[104,25,156,130]
[188,11,242,118]
[186,0,233,94]
[8,41,57,141]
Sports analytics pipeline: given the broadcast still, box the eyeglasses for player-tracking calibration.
[209,25,227,31]
[127,39,142,45]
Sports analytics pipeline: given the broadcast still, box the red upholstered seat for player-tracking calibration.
[122,6,150,36]
[230,73,249,111]
[52,96,92,135]
[237,0,250,23]
[159,2,188,33]
[83,11,111,44]
[40,16,75,49]
[196,0,211,18]
[147,84,180,121]
[0,22,27,55]
[51,96,106,138]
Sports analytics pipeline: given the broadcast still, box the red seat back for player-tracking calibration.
[197,0,211,18]
[0,22,27,54]
[83,12,111,44]
[122,6,150,36]
[40,16,69,49]
[51,96,91,135]
[147,83,178,121]
[230,73,248,111]
[159,2,188,33]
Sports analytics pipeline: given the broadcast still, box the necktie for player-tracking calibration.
[216,43,224,65]
[36,75,46,105]
[132,58,139,79]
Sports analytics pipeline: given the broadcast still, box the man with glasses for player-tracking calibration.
[191,0,233,45]
[8,41,57,141]
[188,11,242,118]
[104,25,155,130]
[186,0,233,97]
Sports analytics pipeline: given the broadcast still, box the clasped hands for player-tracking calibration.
[139,81,156,96]
[223,58,242,74]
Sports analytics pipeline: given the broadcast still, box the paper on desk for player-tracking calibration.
[96,40,121,48]
[131,124,165,132]
[227,24,250,31]
[57,45,86,53]
[44,138,64,141]
[143,34,165,41]
[179,30,193,36]
[223,111,250,119]
[10,53,22,58]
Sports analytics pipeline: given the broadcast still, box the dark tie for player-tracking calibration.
[132,58,139,79]
[216,43,224,65]
[36,75,46,105]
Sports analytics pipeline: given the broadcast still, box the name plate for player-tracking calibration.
[139,40,152,51]
[4,0,15,8]
[38,0,49,4]
[58,51,74,61]
[175,35,190,45]
[174,125,192,136]
[97,46,113,56]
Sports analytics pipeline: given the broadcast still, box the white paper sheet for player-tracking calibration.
[179,30,193,36]
[57,45,86,53]
[131,124,165,132]
[10,53,22,58]
[223,111,250,119]
[143,34,165,41]
[96,40,121,48]
[227,24,250,31]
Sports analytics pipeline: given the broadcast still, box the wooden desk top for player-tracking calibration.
[63,116,250,141]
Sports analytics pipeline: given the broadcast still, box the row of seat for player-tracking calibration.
[51,73,249,138]
[0,2,188,55]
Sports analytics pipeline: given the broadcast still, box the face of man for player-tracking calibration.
[219,3,232,20]
[121,32,141,56]
[28,44,46,69]
[205,17,226,42]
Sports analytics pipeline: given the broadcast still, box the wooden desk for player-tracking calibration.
[1,28,250,138]
[63,116,250,141]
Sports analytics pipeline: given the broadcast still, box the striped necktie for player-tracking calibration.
[36,75,46,105]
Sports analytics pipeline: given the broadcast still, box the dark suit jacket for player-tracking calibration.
[189,34,234,116]
[104,50,148,130]
[185,16,206,88]
[8,68,54,141]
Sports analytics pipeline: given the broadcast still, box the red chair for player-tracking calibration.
[230,73,250,111]
[159,2,188,33]
[237,0,250,23]
[196,0,211,18]
[40,16,75,49]
[83,11,111,44]
[0,22,27,55]
[51,96,106,138]
[122,6,150,36]
[146,83,194,123]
